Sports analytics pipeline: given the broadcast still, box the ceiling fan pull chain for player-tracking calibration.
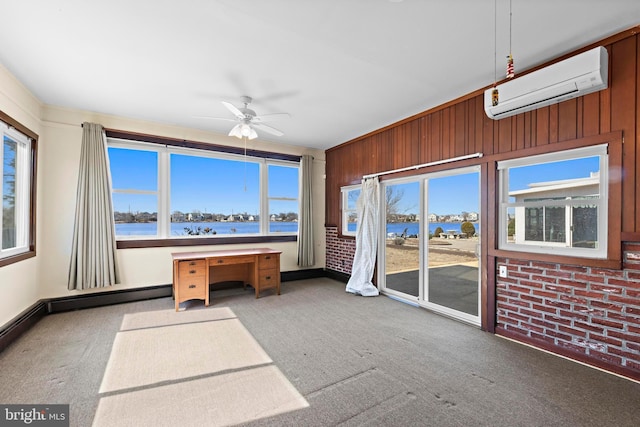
[244,136,248,192]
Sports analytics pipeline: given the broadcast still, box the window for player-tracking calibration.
[498,144,607,258]
[341,185,361,236]
[1,119,35,263]
[109,145,158,236]
[107,138,299,241]
[268,163,299,233]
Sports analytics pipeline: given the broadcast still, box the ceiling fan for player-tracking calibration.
[203,96,289,140]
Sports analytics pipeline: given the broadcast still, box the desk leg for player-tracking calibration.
[173,262,179,311]
[205,268,210,307]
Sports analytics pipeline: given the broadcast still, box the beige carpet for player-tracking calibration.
[93,307,308,426]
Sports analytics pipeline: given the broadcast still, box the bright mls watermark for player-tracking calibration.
[0,405,69,426]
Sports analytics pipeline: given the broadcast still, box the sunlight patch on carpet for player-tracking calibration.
[94,307,308,426]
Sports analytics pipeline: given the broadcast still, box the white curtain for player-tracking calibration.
[297,155,315,267]
[68,123,119,290]
[346,177,380,296]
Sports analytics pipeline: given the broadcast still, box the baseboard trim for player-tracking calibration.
[281,268,326,282]
[47,284,173,313]
[0,301,48,354]
[325,269,350,283]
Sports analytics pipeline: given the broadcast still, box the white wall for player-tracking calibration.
[0,65,43,326]
[1,65,326,326]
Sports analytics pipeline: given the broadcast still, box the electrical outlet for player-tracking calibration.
[499,265,508,278]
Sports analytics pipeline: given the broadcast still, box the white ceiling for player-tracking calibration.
[1,1,639,150]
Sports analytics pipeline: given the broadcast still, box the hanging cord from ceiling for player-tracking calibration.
[492,0,499,106]
[506,0,514,79]
[243,135,248,192]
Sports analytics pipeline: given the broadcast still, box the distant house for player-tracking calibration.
[510,173,599,247]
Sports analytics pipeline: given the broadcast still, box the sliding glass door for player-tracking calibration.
[382,180,421,299]
[425,167,480,324]
[380,166,481,325]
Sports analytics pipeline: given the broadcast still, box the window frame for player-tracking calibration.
[267,161,301,235]
[490,133,623,270]
[105,130,301,249]
[341,184,361,237]
[498,144,608,259]
[0,111,37,267]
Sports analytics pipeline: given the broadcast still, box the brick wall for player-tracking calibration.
[325,226,356,275]
[496,242,640,380]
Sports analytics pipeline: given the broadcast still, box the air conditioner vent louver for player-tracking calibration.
[485,46,608,120]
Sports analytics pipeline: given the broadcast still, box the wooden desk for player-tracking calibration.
[172,248,281,311]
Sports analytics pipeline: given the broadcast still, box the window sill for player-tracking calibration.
[0,250,36,268]
[489,248,622,270]
[116,235,297,249]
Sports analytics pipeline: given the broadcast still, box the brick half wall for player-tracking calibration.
[496,242,640,382]
[325,226,356,275]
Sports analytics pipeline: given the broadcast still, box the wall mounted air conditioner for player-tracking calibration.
[484,46,608,120]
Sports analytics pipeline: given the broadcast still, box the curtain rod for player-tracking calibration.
[362,152,483,180]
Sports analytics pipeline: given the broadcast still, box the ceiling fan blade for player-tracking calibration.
[252,112,290,123]
[222,101,245,120]
[253,122,284,136]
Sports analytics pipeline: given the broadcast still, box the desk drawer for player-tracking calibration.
[179,277,207,300]
[258,254,279,270]
[210,255,255,266]
[258,268,279,288]
[178,259,206,277]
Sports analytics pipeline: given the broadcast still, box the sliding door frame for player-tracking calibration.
[377,163,491,330]
[420,165,482,326]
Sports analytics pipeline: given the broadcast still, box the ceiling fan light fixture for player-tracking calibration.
[228,123,242,138]
[240,124,252,137]
[229,123,258,140]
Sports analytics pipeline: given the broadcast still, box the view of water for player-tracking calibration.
[116,220,479,237]
[115,221,298,236]
[347,221,479,237]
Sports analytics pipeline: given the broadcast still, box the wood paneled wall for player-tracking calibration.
[326,27,640,237]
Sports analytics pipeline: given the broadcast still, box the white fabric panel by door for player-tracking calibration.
[346,177,380,296]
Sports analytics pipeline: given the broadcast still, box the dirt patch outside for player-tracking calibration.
[385,237,478,272]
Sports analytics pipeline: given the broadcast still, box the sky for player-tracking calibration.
[508,156,599,191]
[385,173,479,216]
[108,148,298,215]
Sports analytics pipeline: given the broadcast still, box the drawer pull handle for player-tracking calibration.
[265,256,271,260]
[189,284,196,289]
[217,260,224,264]
[265,276,271,280]
[189,261,197,266]
[189,270,196,274]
